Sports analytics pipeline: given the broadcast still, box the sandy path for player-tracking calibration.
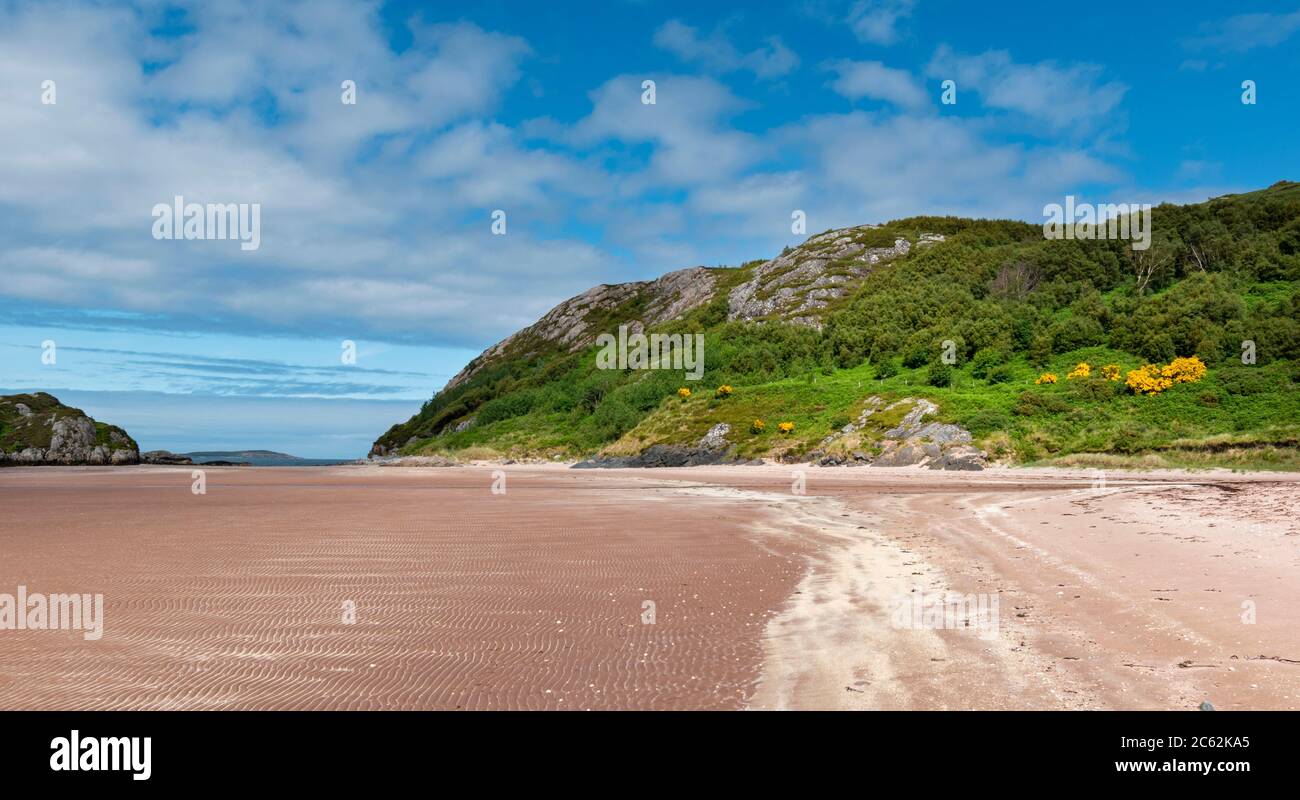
[663,466,1300,710]
[1,463,1296,710]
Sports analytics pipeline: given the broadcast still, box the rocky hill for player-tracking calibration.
[728,225,942,326]
[0,393,140,465]
[439,224,937,396]
[373,182,1300,470]
[444,266,718,392]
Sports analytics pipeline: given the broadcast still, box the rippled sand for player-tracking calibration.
[1,463,1297,710]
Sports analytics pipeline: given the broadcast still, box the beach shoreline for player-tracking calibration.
[1,463,1296,710]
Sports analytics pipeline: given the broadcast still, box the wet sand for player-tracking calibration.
[0,464,1296,709]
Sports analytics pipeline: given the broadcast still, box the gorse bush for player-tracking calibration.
[1126,364,1172,395]
[1126,355,1207,395]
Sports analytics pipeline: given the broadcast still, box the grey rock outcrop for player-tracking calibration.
[808,395,986,470]
[374,454,460,467]
[444,267,718,392]
[445,416,477,435]
[871,398,986,470]
[0,393,140,466]
[142,450,194,465]
[572,444,760,469]
[697,423,731,451]
[572,421,759,469]
[728,227,924,327]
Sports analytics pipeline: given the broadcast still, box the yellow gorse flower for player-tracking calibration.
[1035,372,1058,385]
[1101,364,1121,381]
[1126,364,1171,395]
[677,387,691,401]
[777,421,795,434]
[750,419,765,433]
[1163,356,1207,384]
[1126,356,1206,395]
[715,384,733,397]
[1066,362,1091,380]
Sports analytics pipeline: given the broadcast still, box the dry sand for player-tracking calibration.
[0,463,1296,710]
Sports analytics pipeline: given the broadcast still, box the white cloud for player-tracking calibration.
[0,1,608,346]
[1185,10,1300,52]
[571,75,762,188]
[653,20,799,79]
[826,60,928,109]
[0,0,1146,356]
[847,0,916,46]
[926,45,1127,131]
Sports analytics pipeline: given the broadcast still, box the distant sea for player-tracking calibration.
[183,452,357,467]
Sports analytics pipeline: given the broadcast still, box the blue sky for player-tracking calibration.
[1,0,1297,456]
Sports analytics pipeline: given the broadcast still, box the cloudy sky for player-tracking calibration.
[2,0,1297,456]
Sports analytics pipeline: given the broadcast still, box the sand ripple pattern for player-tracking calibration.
[0,466,803,710]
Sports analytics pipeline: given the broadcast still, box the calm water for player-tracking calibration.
[184,454,357,467]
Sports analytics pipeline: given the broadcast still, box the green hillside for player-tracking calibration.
[0,392,140,465]
[373,181,1300,470]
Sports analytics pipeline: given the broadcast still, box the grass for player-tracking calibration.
[401,350,1299,469]
[0,392,138,455]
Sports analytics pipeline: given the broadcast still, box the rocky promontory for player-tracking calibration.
[0,393,140,465]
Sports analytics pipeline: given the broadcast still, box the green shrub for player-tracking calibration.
[986,364,1014,384]
[1072,377,1118,401]
[963,409,1014,435]
[1218,366,1281,395]
[475,390,538,425]
[1013,391,1069,416]
[926,362,953,387]
[970,348,1007,378]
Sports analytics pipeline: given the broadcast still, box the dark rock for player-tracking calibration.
[142,450,194,465]
[872,442,928,467]
[927,446,987,471]
[574,443,753,469]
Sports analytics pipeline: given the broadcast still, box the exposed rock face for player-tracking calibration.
[728,227,935,327]
[0,393,140,465]
[444,267,718,392]
[444,416,477,436]
[871,398,986,470]
[697,423,732,451]
[373,454,460,467]
[807,395,985,470]
[142,450,194,465]
[572,445,760,469]
[443,226,941,395]
[572,421,759,469]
